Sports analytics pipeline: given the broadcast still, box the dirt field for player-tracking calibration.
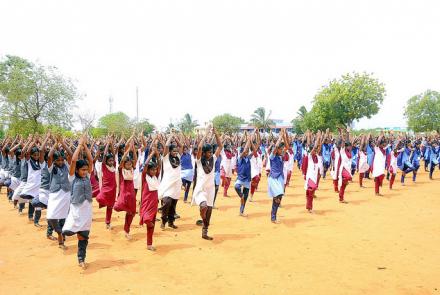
[0,169,439,295]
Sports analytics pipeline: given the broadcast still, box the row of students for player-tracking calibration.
[1,130,439,269]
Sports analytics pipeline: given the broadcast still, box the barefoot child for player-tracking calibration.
[114,135,138,239]
[139,139,161,251]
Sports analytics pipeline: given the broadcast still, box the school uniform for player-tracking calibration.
[302,152,319,211]
[372,146,387,195]
[387,151,398,189]
[158,154,181,227]
[139,173,160,247]
[321,143,332,178]
[95,163,117,225]
[410,147,421,181]
[192,155,216,238]
[234,154,252,215]
[220,150,233,196]
[12,159,28,213]
[429,146,440,179]
[268,154,284,222]
[250,151,262,196]
[180,151,195,202]
[31,162,51,229]
[338,148,353,202]
[46,163,71,234]
[397,147,414,184]
[63,173,93,264]
[330,145,340,192]
[114,168,137,234]
[358,149,369,187]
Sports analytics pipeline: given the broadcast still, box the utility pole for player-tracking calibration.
[109,95,114,114]
[136,86,139,123]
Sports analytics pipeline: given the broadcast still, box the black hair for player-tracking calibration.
[169,144,177,152]
[202,144,212,153]
[147,160,158,170]
[30,146,39,154]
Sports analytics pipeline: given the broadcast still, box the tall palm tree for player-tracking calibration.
[296,105,307,119]
[178,113,199,135]
[250,107,275,131]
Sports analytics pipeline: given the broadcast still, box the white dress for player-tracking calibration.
[62,175,93,233]
[338,148,353,189]
[358,151,369,173]
[372,146,386,178]
[20,160,41,198]
[331,145,340,180]
[158,154,181,200]
[192,155,217,207]
[220,150,233,178]
[304,153,319,190]
[133,148,144,190]
[46,164,71,219]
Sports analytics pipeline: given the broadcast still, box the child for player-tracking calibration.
[159,133,183,229]
[249,130,262,202]
[372,132,387,196]
[387,146,398,189]
[63,134,94,269]
[180,145,195,203]
[139,139,161,251]
[96,138,117,229]
[302,131,321,212]
[397,140,414,185]
[47,137,73,249]
[234,132,254,217]
[114,137,138,239]
[410,141,422,182]
[338,129,353,204]
[358,134,370,188]
[192,125,222,239]
[267,129,286,223]
[429,141,439,179]
[220,141,234,197]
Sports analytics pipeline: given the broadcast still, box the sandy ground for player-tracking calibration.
[0,169,439,295]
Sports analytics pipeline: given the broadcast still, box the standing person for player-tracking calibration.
[159,133,183,230]
[46,137,73,249]
[410,140,422,182]
[95,138,117,229]
[397,140,414,185]
[338,128,353,204]
[192,125,222,240]
[62,134,94,269]
[321,130,332,179]
[330,138,341,193]
[249,131,262,202]
[387,146,398,190]
[234,132,254,217]
[20,142,43,225]
[114,137,138,239]
[429,140,439,179]
[181,145,195,203]
[220,140,234,197]
[358,134,370,188]
[139,139,161,251]
[32,134,56,236]
[372,132,387,196]
[267,129,286,223]
[12,136,34,214]
[8,139,24,204]
[133,132,147,197]
[302,131,321,212]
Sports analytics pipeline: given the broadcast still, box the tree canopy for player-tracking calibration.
[0,55,78,135]
[250,107,274,131]
[212,113,245,134]
[298,72,385,131]
[405,90,440,133]
[178,113,198,135]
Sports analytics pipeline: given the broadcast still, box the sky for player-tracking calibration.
[1,0,439,130]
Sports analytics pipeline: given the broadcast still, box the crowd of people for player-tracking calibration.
[0,125,439,269]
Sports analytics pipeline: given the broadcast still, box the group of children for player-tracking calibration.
[0,127,438,269]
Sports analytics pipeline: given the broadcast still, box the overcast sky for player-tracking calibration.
[1,0,439,130]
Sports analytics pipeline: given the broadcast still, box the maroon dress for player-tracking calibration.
[114,169,136,215]
[139,176,158,225]
[96,164,117,207]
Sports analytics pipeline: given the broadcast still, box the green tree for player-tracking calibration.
[405,90,440,132]
[250,107,274,131]
[97,112,132,136]
[291,105,307,133]
[212,113,245,134]
[303,72,385,131]
[178,113,198,135]
[134,118,155,135]
[0,55,78,135]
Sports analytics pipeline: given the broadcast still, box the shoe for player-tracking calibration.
[160,223,165,230]
[147,245,156,251]
[196,220,203,226]
[174,214,180,219]
[168,223,178,229]
[202,228,213,240]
